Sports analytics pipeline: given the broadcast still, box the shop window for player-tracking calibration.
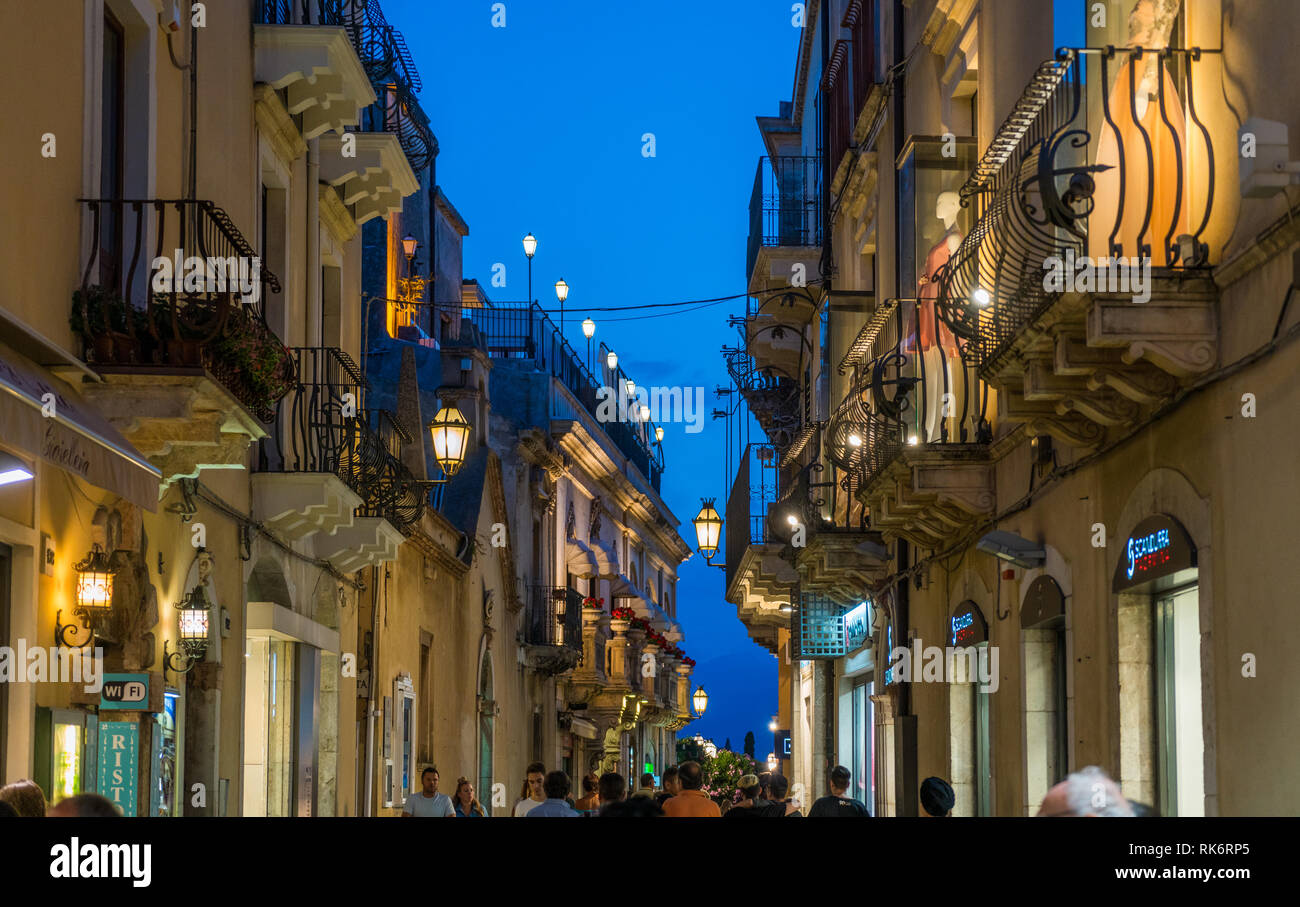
[1156,584,1204,816]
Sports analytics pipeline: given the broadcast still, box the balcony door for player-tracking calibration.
[98,8,125,290]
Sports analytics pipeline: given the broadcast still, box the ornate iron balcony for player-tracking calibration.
[935,47,1221,375]
[747,156,823,281]
[525,586,584,651]
[73,198,293,423]
[255,0,345,25]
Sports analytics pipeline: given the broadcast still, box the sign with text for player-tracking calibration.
[949,601,988,648]
[1113,514,1196,591]
[97,721,139,816]
[100,673,149,710]
[844,600,872,652]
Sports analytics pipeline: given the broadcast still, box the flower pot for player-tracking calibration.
[92,336,115,363]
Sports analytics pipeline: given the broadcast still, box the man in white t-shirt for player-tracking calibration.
[402,767,455,817]
[513,762,547,816]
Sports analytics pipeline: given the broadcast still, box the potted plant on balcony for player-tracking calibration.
[70,284,147,364]
[205,309,296,422]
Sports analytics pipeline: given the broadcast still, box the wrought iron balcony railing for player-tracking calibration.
[73,198,293,422]
[827,299,991,490]
[525,586,583,650]
[259,347,428,530]
[935,46,1220,374]
[462,303,663,492]
[724,443,782,590]
[747,156,823,280]
[255,0,345,25]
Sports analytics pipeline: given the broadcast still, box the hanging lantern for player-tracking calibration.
[692,685,708,717]
[692,499,722,559]
[74,544,115,615]
[176,585,211,658]
[428,404,471,476]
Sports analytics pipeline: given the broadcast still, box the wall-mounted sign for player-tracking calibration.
[100,673,149,710]
[844,600,872,651]
[97,720,138,816]
[883,622,895,684]
[949,601,988,647]
[774,730,792,758]
[1021,576,1066,629]
[1113,514,1196,591]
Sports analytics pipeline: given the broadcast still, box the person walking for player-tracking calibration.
[661,761,721,817]
[745,773,801,817]
[920,777,956,817]
[527,771,580,816]
[574,773,600,814]
[513,762,547,816]
[451,777,485,817]
[595,771,627,815]
[631,772,657,799]
[654,765,680,808]
[402,767,455,817]
[807,765,871,817]
[721,774,769,819]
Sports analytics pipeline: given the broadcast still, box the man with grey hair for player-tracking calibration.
[1037,766,1135,817]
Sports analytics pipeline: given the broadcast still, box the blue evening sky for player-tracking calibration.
[383,0,1084,760]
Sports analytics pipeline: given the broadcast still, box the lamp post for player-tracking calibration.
[523,233,537,303]
[605,349,618,372]
[582,317,595,369]
[554,278,569,338]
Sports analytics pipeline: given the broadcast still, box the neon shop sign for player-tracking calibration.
[1112,514,1196,592]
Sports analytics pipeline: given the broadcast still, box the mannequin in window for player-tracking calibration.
[1092,0,1188,262]
[906,190,964,442]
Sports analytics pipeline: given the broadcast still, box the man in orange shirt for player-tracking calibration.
[662,761,721,818]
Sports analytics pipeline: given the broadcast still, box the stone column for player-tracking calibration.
[607,619,631,689]
[576,603,604,682]
[641,644,660,702]
[675,664,692,717]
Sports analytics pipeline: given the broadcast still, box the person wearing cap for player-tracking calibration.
[808,765,871,817]
[920,777,955,817]
[722,773,769,819]
[661,761,721,817]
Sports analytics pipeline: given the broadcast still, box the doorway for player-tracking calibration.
[1155,583,1204,816]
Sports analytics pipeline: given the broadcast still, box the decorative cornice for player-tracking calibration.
[254,83,307,165]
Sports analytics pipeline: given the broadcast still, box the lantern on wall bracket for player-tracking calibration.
[57,543,117,647]
[164,584,212,680]
[428,404,471,478]
[692,685,708,717]
[692,499,726,570]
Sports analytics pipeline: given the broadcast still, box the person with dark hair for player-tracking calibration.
[0,801,19,818]
[662,761,721,817]
[808,765,871,817]
[722,773,770,819]
[451,777,486,817]
[574,773,600,814]
[596,771,627,813]
[514,762,547,816]
[745,773,801,817]
[527,771,579,816]
[47,793,121,817]
[599,796,665,817]
[0,779,46,818]
[920,777,956,817]
[632,772,656,799]
[654,765,680,807]
[402,766,455,817]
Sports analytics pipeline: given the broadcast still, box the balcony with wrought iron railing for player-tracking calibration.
[934,47,1223,449]
[747,156,823,294]
[462,302,663,493]
[71,198,296,474]
[523,586,584,676]
[826,299,996,551]
[723,443,794,653]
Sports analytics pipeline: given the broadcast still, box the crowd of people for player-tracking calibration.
[0,761,1146,818]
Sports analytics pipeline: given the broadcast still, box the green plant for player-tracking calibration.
[207,311,296,416]
[702,750,759,806]
[70,285,146,337]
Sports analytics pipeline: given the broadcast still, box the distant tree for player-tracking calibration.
[676,737,706,765]
[724,737,731,752]
[743,731,755,759]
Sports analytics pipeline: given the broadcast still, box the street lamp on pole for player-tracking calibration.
[582,317,595,369]
[554,278,569,338]
[522,233,536,303]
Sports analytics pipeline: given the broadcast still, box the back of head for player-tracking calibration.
[829,765,852,793]
[768,773,789,800]
[639,772,654,789]
[599,797,664,818]
[1056,766,1134,817]
[598,772,626,803]
[543,770,570,800]
[0,801,18,818]
[678,761,704,791]
[0,779,47,818]
[51,793,121,817]
[739,773,761,800]
[920,777,955,816]
[581,773,599,794]
[661,765,678,786]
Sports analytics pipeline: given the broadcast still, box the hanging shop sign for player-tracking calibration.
[949,600,988,647]
[774,730,792,759]
[97,720,139,816]
[1112,514,1196,592]
[99,673,149,710]
[844,600,872,652]
[1021,576,1066,629]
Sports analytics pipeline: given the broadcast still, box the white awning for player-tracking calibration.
[569,716,598,740]
[589,537,621,578]
[0,342,159,511]
[565,538,599,577]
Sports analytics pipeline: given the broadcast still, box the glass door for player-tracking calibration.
[1155,585,1204,816]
